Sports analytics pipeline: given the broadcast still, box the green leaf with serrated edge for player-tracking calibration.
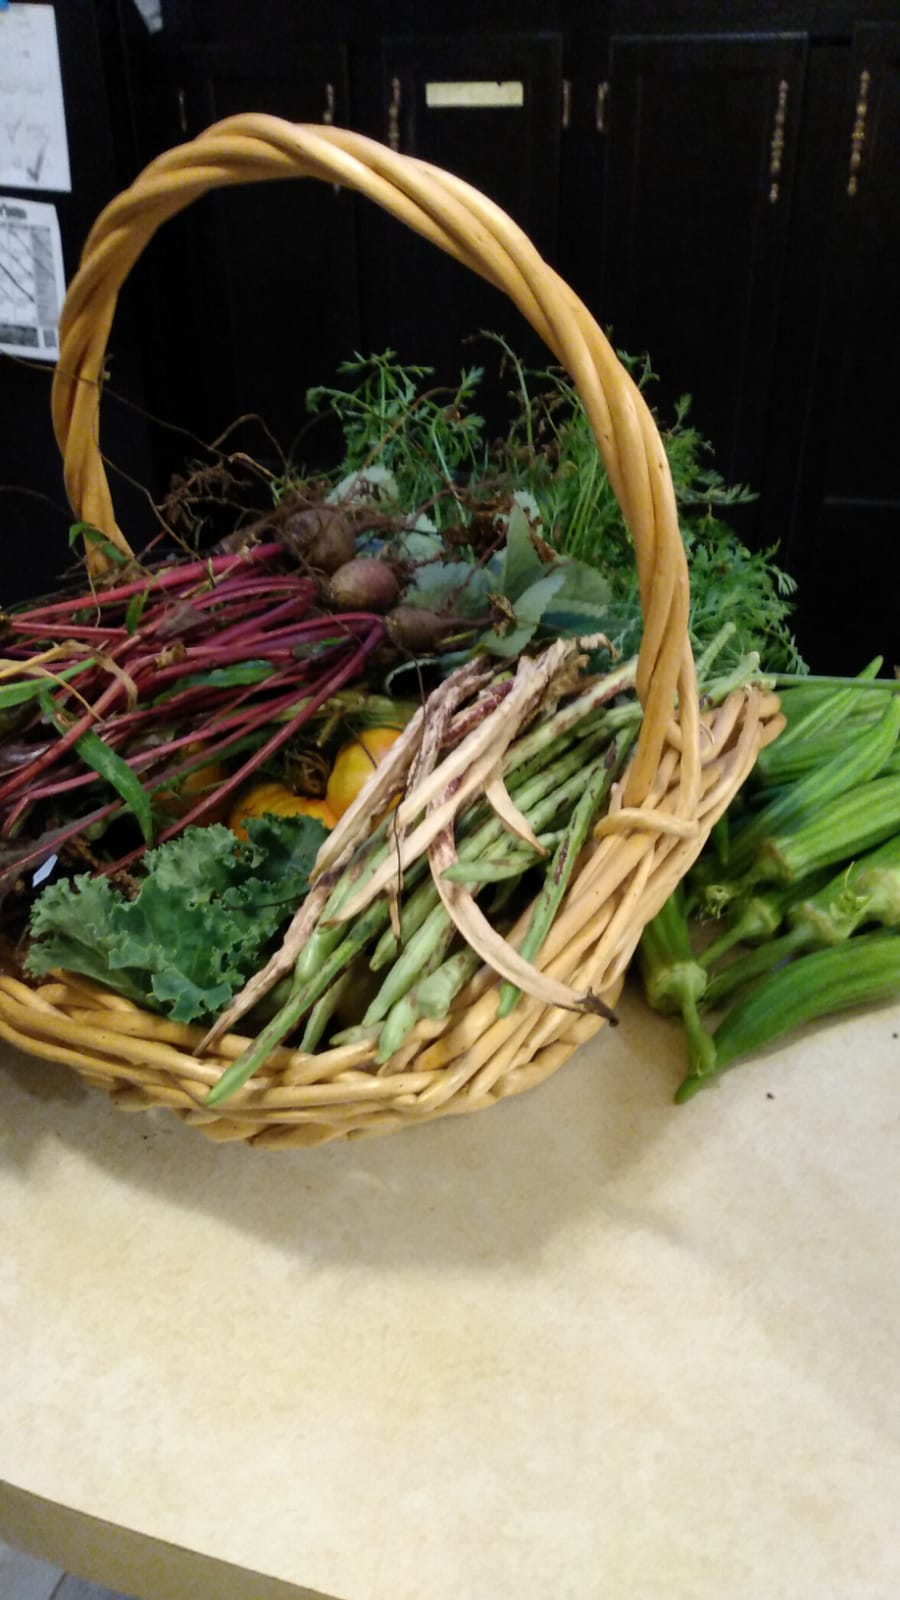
[405,562,493,619]
[26,815,328,1025]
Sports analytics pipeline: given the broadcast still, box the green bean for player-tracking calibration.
[374,938,459,1063]
[298,968,354,1053]
[205,900,389,1106]
[416,946,481,1019]
[370,728,614,969]
[440,831,563,885]
[364,902,456,1025]
[495,730,633,1018]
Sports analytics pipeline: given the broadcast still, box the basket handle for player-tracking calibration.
[52,113,696,804]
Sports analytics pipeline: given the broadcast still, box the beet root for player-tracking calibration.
[328,557,400,613]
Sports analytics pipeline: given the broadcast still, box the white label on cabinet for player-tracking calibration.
[0,4,72,192]
[0,196,66,359]
[425,81,525,109]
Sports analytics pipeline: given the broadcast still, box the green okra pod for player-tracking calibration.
[754,773,900,887]
[758,658,883,762]
[704,832,900,1009]
[727,692,900,878]
[698,869,834,971]
[637,886,717,1079]
[677,929,900,1100]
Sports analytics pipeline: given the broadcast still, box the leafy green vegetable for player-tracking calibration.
[307,351,487,524]
[404,561,493,618]
[296,338,806,675]
[26,814,328,1023]
[74,727,156,846]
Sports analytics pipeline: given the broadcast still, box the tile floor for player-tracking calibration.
[0,1539,134,1600]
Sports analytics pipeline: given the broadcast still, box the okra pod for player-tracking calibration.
[677,929,900,1099]
[752,721,883,789]
[754,773,900,886]
[698,869,833,971]
[637,886,717,1078]
[728,692,900,877]
[758,658,883,760]
[703,834,900,1008]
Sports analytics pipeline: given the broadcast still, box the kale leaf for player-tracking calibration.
[26,815,327,1024]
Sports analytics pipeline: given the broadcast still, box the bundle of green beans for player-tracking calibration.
[638,659,900,1100]
[202,645,645,1106]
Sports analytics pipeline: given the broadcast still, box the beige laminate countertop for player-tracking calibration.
[2,985,899,1600]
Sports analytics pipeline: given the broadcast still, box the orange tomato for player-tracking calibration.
[325,726,403,819]
[156,747,229,824]
[228,781,337,842]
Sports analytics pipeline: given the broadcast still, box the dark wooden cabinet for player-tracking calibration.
[370,30,564,390]
[782,23,900,671]
[153,20,570,448]
[599,30,807,501]
[166,30,361,464]
[594,6,899,668]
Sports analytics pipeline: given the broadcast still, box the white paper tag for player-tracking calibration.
[0,195,66,359]
[0,3,72,193]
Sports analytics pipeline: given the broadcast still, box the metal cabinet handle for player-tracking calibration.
[768,79,790,204]
[388,77,402,152]
[847,68,872,197]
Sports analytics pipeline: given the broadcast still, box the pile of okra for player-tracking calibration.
[639,659,900,1099]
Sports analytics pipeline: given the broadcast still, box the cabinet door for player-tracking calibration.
[370,33,564,413]
[166,34,359,467]
[786,24,900,671]
[600,32,806,519]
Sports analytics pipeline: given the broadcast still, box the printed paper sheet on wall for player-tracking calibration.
[0,196,66,359]
[0,3,72,193]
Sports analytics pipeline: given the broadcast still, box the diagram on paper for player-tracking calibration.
[0,197,66,360]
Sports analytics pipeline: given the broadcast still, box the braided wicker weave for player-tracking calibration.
[0,117,783,1146]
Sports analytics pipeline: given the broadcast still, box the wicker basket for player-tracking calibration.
[0,116,783,1147]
